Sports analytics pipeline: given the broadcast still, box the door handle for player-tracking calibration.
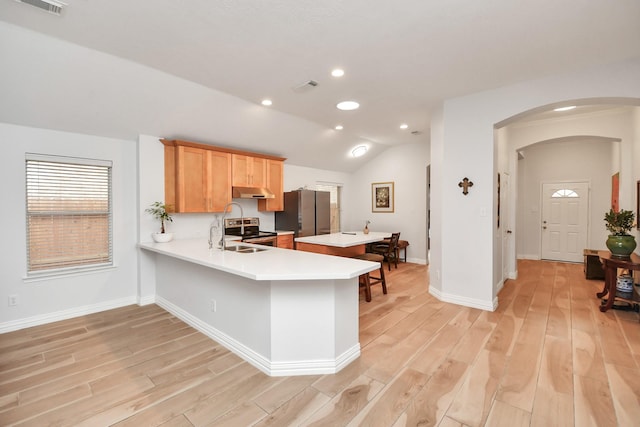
[506,230,512,234]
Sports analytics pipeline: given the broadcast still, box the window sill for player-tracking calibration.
[23,265,117,283]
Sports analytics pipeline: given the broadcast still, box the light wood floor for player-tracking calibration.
[1,260,639,426]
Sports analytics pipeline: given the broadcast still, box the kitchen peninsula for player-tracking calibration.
[139,239,379,376]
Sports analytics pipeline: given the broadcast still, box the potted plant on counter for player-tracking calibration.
[604,208,636,258]
[146,201,174,243]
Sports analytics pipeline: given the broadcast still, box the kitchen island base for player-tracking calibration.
[153,253,360,376]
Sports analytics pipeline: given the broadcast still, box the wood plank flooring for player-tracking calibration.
[1,259,639,426]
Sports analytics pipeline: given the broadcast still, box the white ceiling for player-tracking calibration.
[1,0,639,171]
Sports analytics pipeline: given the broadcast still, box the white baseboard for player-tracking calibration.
[429,286,497,311]
[518,253,540,260]
[0,296,138,334]
[137,294,156,306]
[156,296,358,376]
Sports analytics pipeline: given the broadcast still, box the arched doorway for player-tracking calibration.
[496,99,639,281]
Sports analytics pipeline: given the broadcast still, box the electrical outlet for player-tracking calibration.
[8,294,19,307]
[210,299,216,312]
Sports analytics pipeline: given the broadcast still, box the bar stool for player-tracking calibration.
[352,253,387,302]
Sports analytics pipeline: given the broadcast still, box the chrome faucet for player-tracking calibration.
[214,202,244,250]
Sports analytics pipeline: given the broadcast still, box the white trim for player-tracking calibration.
[23,265,118,283]
[429,286,497,312]
[26,152,113,167]
[155,296,360,376]
[0,296,137,333]
[137,295,156,306]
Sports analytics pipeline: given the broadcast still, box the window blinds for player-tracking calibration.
[25,154,113,273]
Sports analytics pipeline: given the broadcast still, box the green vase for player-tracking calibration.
[605,235,637,258]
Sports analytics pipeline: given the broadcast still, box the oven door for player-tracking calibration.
[243,236,277,247]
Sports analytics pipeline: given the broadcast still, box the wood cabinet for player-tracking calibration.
[163,142,231,213]
[162,139,286,213]
[232,154,266,188]
[258,159,284,212]
[276,234,294,249]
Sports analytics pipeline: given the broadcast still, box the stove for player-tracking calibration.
[224,217,278,246]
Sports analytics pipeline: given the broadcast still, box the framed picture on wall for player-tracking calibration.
[372,182,394,213]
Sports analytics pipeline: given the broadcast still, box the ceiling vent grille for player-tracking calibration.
[16,0,66,15]
[292,80,319,93]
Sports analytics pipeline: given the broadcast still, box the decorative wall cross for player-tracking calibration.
[458,177,474,195]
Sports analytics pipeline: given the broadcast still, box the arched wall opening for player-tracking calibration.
[429,59,640,312]
[495,98,639,283]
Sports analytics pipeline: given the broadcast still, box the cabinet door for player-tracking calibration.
[258,159,284,212]
[176,146,208,212]
[231,154,250,186]
[232,154,267,187]
[208,151,232,212]
[250,157,267,188]
[276,234,294,249]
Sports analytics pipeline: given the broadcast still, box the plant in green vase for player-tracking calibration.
[604,208,636,258]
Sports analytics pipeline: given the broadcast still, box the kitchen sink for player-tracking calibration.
[225,245,267,253]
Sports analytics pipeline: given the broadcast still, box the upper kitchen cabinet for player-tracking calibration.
[232,154,266,188]
[161,139,286,213]
[162,140,231,213]
[258,159,284,212]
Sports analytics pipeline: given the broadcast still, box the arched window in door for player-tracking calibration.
[551,189,579,198]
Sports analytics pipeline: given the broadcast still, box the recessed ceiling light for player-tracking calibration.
[337,101,359,111]
[335,125,344,130]
[261,99,273,106]
[352,145,368,157]
[400,123,409,129]
[554,105,576,112]
[331,69,345,77]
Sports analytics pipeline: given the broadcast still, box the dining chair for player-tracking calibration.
[371,232,401,271]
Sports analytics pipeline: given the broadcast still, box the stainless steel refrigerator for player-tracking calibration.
[275,190,331,237]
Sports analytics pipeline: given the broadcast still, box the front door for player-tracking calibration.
[541,182,589,262]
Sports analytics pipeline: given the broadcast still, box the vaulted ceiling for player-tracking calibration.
[1,0,639,171]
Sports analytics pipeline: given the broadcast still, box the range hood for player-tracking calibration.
[232,186,275,199]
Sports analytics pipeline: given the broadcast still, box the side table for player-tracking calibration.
[597,251,640,313]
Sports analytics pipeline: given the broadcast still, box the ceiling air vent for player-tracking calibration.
[292,80,319,93]
[16,0,66,15]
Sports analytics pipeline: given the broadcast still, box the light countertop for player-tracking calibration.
[139,238,379,281]
[295,231,391,248]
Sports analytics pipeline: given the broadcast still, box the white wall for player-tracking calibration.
[0,123,138,331]
[431,58,640,311]
[347,142,430,264]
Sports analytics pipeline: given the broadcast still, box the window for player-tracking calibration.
[316,183,341,233]
[26,154,113,274]
[551,189,579,198]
